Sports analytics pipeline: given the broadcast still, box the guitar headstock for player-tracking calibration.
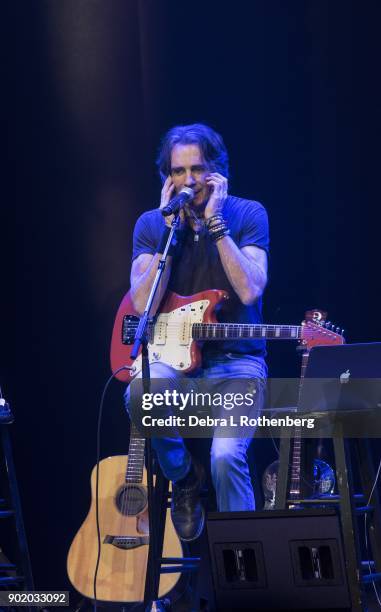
[300,309,345,351]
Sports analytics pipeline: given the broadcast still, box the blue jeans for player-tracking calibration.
[124,353,266,512]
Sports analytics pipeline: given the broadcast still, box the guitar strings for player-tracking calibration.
[123,426,136,565]
[123,430,137,593]
[126,320,331,331]
[127,322,303,331]
[125,323,305,340]
[124,321,332,340]
[121,417,148,594]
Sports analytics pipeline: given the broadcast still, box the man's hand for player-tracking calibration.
[204,172,228,220]
[159,175,186,228]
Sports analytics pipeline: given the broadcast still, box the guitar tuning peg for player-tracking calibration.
[325,321,331,329]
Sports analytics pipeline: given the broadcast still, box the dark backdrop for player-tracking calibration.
[5,0,381,599]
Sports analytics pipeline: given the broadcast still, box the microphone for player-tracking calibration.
[161,187,195,217]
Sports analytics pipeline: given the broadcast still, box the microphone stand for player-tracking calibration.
[130,213,180,611]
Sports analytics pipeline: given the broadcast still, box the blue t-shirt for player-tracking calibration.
[132,195,269,357]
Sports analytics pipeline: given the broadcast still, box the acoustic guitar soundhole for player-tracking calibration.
[116,484,147,516]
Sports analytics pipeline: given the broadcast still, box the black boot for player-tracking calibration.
[171,461,205,542]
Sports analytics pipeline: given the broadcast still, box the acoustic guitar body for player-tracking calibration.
[67,456,182,603]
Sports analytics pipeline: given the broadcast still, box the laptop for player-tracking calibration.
[298,342,381,415]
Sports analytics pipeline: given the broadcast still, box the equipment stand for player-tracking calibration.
[129,215,200,610]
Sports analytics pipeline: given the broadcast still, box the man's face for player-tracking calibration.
[170,144,210,207]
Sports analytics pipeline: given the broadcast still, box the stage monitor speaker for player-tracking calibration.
[206,508,351,611]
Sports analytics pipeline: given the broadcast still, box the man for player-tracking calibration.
[127,123,269,541]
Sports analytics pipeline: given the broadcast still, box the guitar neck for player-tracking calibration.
[288,352,309,500]
[125,423,145,484]
[192,323,302,341]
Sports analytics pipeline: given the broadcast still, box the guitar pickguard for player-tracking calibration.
[129,299,210,377]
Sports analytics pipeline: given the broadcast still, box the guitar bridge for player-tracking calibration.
[103,535,149,549]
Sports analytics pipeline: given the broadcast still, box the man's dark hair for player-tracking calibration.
[156,123,229,183]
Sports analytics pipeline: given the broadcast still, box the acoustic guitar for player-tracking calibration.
[67,421,182,603]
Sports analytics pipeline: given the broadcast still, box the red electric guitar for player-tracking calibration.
[110,290,344,382]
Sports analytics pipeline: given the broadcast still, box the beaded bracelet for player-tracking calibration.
[206,213,224,222]
[213,228,231,243]
[209,223,227,234]
[206,214,224,229]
